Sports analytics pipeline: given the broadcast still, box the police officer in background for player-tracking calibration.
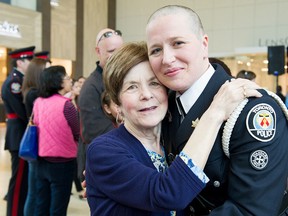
[236,70,257,82]
[1,46,35,216]
[34,51,52,68]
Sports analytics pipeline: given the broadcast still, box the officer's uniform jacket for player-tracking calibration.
[162,63,288,215]
[1,68,28,151]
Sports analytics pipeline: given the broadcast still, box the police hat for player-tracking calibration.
[34,51,52,64]
[34,51,50,60]
[8,46,35,60]
[236,70,256,80]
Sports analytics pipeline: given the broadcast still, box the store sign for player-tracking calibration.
[0,21,21,38]
[258,37,288,47]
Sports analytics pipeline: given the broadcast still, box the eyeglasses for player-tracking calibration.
[97,30,122,45]
[63,76,71,80]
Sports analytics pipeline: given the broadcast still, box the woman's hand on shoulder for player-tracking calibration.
[209,78,262,121]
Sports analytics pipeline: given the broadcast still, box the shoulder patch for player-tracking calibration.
[250,149,268,170]
[10,82,21,94]
[246,103,276,142]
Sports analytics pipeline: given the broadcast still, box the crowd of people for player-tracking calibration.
[1,47,86,215]
[1,4,288,216]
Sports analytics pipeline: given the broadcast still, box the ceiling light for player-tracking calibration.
[50,0,59,7]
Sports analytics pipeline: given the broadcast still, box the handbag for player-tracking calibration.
[19,113,38,161]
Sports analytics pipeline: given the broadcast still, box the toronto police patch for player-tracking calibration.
[10,82,21,94]
[250,150,268,170]
[246,103,276,142]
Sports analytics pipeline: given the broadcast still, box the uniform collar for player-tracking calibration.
[176,64,215,114]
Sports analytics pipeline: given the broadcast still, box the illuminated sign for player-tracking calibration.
[258,37,288,47]
[0,21,21,38]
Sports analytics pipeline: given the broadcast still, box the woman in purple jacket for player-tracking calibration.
[85,42,261,216]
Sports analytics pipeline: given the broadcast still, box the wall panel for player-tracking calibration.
[0,2,41,49]
[82,0,108,76]
[51,0,76,60]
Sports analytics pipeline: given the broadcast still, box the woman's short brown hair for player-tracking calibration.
[103,41,148,105]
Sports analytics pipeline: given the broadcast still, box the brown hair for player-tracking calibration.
[103,41,149,105]
[236,70,256,80]
[101,90,116,122]
[22,58,47,101]
[209,58,232,76]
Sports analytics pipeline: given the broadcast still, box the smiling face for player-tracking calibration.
[119,61,168,131]
[146,8,210,94]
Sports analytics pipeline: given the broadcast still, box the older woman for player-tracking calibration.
[85,42,261,216]
[33,66,79,215]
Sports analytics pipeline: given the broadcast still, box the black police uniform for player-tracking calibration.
[162,63,288,216]
[1,46,34,216]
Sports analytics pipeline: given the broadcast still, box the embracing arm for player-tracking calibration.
[182,79,262,169]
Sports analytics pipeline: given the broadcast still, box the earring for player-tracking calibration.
[116,112,123,125]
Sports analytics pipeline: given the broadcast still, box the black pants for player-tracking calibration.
[6,151,28,216]
[73,159,83,192]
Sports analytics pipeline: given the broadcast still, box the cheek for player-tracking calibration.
[120,98,136,117]
[67,83,72,90]
[155,88,168,108]
[160,93,168,109]
[149,58,160,71]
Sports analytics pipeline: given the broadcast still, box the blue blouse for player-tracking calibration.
[146,147,209,216]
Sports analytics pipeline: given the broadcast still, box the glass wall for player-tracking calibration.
[0,0,36,10]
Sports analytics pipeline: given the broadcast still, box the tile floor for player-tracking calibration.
[0,123,90,216]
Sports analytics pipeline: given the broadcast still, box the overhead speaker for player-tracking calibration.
[268,45,285,75]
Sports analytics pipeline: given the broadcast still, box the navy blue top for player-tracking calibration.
[86,124,206,216]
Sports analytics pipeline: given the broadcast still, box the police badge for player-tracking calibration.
[246,103,276,142]
[10,82,21,94]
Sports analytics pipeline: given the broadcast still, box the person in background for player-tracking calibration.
[236,69,256,82]
[22,58,48,216]
[209,57,232,76]
[101,90,123,127]
[146,5,288,215]
[276,85,285,104]
[1,46,35,216]
[23,51,51,117]
[32,66,79,215]
[34,51,52,68]
[71,80,81,106]
[85,42,261,216]
[77,28,123,181]
[70,79,84,199]
[77,76,86,88]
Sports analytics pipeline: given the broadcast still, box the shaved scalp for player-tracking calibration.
[147,5,205,39]
[96,28,114,46]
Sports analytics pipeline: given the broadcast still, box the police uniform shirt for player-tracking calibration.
[176,64,215,115]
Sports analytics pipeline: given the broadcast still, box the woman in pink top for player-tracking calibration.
[33,65,80,215]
